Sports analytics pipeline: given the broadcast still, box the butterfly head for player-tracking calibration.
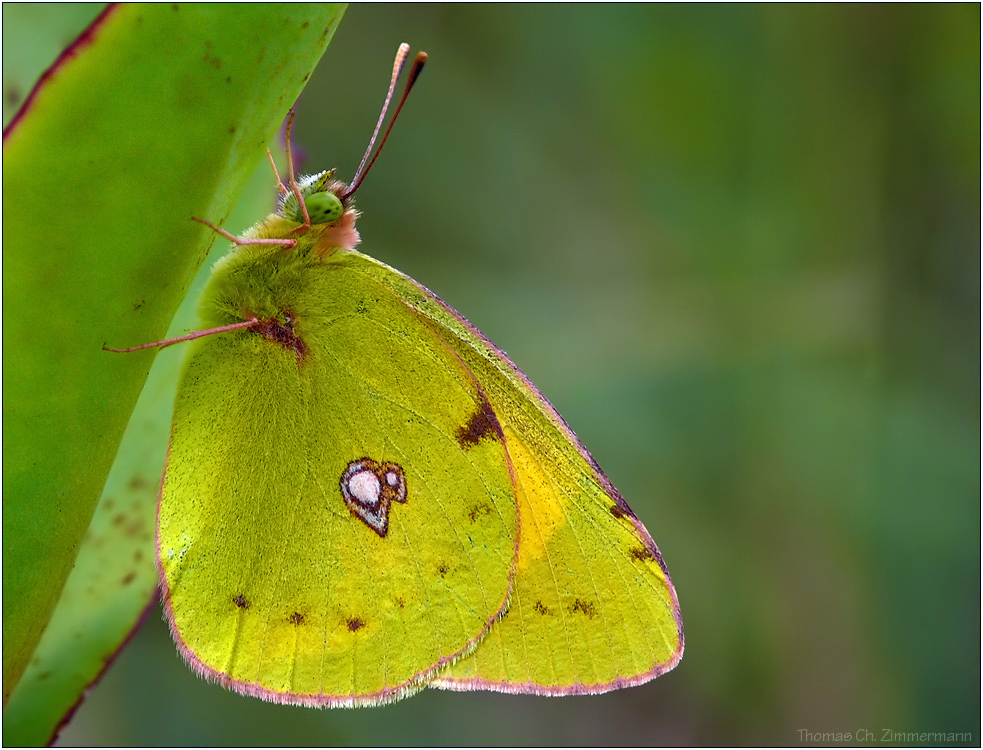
[265,44,426,256]
[280,170,349,226]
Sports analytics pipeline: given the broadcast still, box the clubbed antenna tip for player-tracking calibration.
[343,45,427,201]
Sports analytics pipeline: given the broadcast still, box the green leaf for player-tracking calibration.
[1,3,105,127]
[3,154,286,746]
[2,2,346,706]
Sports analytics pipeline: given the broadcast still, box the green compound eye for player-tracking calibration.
[293,191,344,224]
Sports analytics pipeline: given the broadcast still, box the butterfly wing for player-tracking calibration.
[158,247,519,707]
[347,251,684,695]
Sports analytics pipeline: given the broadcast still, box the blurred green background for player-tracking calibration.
[13,4,979,746]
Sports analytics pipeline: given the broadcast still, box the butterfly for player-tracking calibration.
[112,43,682,707]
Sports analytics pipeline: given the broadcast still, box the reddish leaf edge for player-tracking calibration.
[2,3,119,143]
[45,588,159,746]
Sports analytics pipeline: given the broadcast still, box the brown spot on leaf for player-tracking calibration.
[289,612,305,626]
[456,393,503,450]
[128,475,147,489]
[533,600,550,616]
[395,597,405,609]
[630,545,654,563]
[347,617,365,632]
[233,594,249,609]
[121,572,135,586]
[6,85,23,108]
[436,563,449,578]
[112,513,127,527]
[570,599,597,618]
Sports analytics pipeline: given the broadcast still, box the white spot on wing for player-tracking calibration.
[349,470,381,505]
[339,458,408,537]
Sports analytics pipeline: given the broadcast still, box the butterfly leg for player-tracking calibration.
[103,318,260,353]
[266,149,289,196]
[283,109,311,236]
[191,216,298,248]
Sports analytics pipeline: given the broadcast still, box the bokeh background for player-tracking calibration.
[14,4,980,746]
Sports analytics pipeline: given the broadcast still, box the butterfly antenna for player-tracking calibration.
[343,45,427,200]
[349,43,410,189]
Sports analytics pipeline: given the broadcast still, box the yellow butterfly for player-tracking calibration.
[119,44,682,706]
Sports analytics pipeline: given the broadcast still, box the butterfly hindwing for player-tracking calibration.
[157,245,520,707]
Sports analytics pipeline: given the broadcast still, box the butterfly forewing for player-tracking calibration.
[346,250,684,694]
